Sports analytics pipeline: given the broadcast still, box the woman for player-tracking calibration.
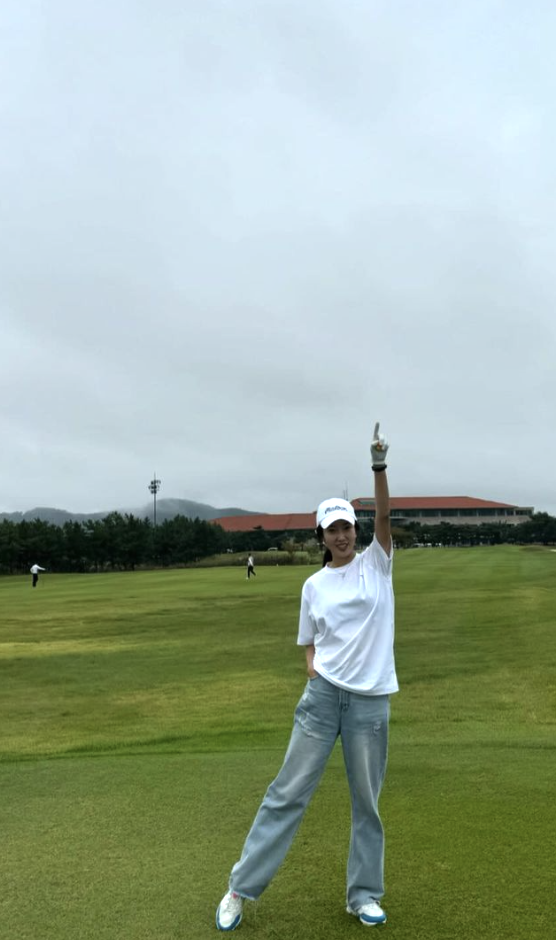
[216,423,398,930]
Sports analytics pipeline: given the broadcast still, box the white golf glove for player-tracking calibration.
[370,422,389,470]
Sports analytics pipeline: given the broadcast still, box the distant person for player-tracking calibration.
[30,564,46,588]
[216,422,397,931]
[246,554,256,579]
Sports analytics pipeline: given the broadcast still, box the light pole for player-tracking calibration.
[148,474,161,527]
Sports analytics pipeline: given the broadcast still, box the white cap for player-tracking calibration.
[316,497,356,529]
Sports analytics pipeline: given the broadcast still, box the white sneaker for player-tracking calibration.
[347,899,387,926]
[216,891,243,931]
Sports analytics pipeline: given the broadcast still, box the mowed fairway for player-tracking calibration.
[1,547,555,940]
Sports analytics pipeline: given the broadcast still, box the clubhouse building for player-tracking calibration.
[212,496,533,535]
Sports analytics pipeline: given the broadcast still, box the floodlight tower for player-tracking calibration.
[148,473,161,527]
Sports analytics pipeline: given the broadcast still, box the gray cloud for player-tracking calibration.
[2,0,555,515]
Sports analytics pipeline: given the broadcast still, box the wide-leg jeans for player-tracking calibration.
[229,674,390,911]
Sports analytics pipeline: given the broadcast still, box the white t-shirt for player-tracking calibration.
[30,565,45,574]
[297,537,398,695]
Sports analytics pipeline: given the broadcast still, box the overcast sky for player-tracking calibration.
[2,0,556,517]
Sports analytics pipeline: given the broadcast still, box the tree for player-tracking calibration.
[514,512,556,545]
[62,521,89,572]
[0,520,17,573]
[118,515,150,569]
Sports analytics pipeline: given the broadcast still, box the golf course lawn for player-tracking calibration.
[1,545,555,939]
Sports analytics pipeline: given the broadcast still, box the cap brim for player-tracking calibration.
[319,510,356,529]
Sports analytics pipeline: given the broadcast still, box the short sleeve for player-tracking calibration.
[297,584,316,645]
[362,536,393,579]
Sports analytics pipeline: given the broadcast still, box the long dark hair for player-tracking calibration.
[317,522,359,567]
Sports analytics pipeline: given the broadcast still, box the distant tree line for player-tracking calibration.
[229,514,556,553]
[1,511,555,575]
[371,512,556,548]
[0,514,228,574]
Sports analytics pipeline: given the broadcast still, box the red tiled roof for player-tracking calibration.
[212,512,316,533]
[352,496,526,510]
[212,496,533,533]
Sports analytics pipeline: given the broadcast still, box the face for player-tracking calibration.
[322,519,357,566]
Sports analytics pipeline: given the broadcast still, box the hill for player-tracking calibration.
[0,498,259,526]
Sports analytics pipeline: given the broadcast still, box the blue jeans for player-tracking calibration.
[229,675,390,910]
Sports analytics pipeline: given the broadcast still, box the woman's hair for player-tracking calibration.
[317,522,359,567]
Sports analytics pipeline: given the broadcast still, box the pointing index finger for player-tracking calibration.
[373,421,380,440]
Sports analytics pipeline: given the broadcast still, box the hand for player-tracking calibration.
[370,421,389,467]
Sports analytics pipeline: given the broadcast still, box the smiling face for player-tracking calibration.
[322,519,357,567]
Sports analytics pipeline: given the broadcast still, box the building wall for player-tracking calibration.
[355,509,532,527]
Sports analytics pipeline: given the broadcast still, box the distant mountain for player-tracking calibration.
[131,498,259,524]
[0,499,260,526]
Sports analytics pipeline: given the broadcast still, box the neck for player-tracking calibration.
[328,551,356,568]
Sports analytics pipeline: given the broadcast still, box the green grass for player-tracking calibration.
[1,546,556,939]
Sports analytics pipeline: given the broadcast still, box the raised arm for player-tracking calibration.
[371,422,391,554]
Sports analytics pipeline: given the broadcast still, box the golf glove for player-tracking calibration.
[371,422,389,469]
